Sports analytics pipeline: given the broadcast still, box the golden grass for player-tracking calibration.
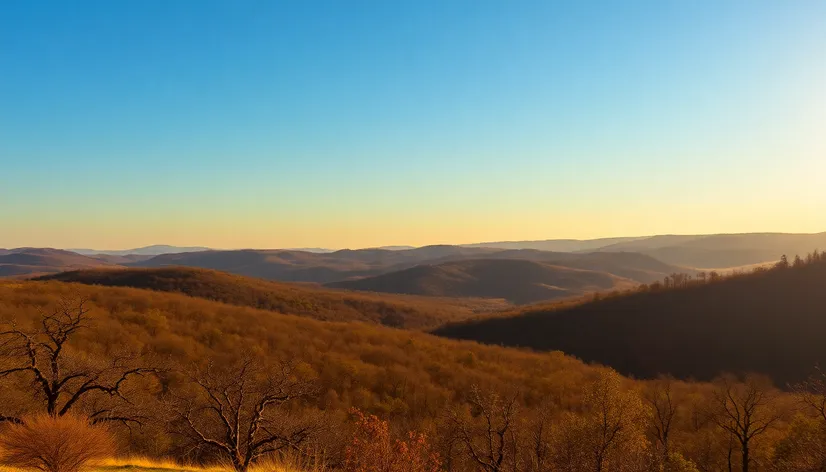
[87,456,322,472]
[0,456,312,472]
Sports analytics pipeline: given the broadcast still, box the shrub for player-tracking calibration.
[343,408,442,472]
[0,414,115,472]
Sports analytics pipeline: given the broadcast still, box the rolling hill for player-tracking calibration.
[595,232,826,268]
[0,248,117,277]
[327,258,636,304]
[130,245,688,285]
[36,267,509,330]
[435,253,826,385]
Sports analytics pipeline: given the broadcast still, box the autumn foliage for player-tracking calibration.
[343,409,442,472]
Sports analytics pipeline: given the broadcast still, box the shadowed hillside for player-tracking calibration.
[0,248,117,277]
[436,253,826,385]
[328,258,636,304]
[37,267,509,330]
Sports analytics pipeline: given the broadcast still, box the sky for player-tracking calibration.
[1,0,825,250]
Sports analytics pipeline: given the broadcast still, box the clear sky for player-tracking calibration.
[1,1,825,250]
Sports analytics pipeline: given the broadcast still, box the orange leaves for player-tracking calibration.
[343,408,442,472]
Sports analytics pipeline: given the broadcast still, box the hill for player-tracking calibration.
[596,232,826,268]
[37,267,509,330]
[436,253,826,385]
[130,245,686,286]
[0,248,117,277]
[0,279,618,457]
[328,258,635,304]
[0,277,812,471]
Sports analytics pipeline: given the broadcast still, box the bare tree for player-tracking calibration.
[525,408,553,472]
[710,375,781,472]
[170,357,320,472]
[0,297,158,426]
[645,376,681,467]
[792,366,826,423]
[445,385,520,472]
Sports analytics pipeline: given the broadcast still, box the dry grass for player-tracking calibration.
[0,457,317,472]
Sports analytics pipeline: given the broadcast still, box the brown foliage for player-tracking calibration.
[0,414,115,472]
[38,267,508,330]
[0,296,159,426]
[343,408,442,472]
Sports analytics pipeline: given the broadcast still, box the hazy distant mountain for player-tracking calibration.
[328,258,636,304]
[129,246,501,283]
[72,245,210,256]
[130,244,687,302]
[462,237,647,252]
[0,248,117,277]
[595,232,826,268]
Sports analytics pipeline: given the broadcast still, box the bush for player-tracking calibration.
[0,414,115,472]
[343,409,442,472]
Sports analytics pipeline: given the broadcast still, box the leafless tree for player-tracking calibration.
[792,366,826,423]
[525,408,553,472]
[0,297,158,426]
[169,357,321,472]
[445,385,520,472]
[645,376,681,467]
[710,375,781,472]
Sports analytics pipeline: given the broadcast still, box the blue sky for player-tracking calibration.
[1,1,825,249]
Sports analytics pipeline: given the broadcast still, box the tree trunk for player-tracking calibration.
[742,442,749,472]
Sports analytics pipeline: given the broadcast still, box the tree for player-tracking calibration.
[792,366,826,423]
[550,369,650,472]
[645,376,681,468]
[0,413,115,472]
[445,386,520,472]
[709,375,781,472]
[0,297,158,426]
[776,367,826,471]
[170,356,320,472]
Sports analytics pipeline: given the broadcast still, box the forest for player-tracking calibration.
[1,255,826,472]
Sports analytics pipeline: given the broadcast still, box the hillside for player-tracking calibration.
[0,277,810,471]
[0,280,614,456]
[0,248,117,277]
[327,258,635,304]
[37,267,509,330]
[436,254,826,385]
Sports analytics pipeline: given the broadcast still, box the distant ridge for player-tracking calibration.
[72,245,210,256]
[462,237,647,252]
[0,248,116,277]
